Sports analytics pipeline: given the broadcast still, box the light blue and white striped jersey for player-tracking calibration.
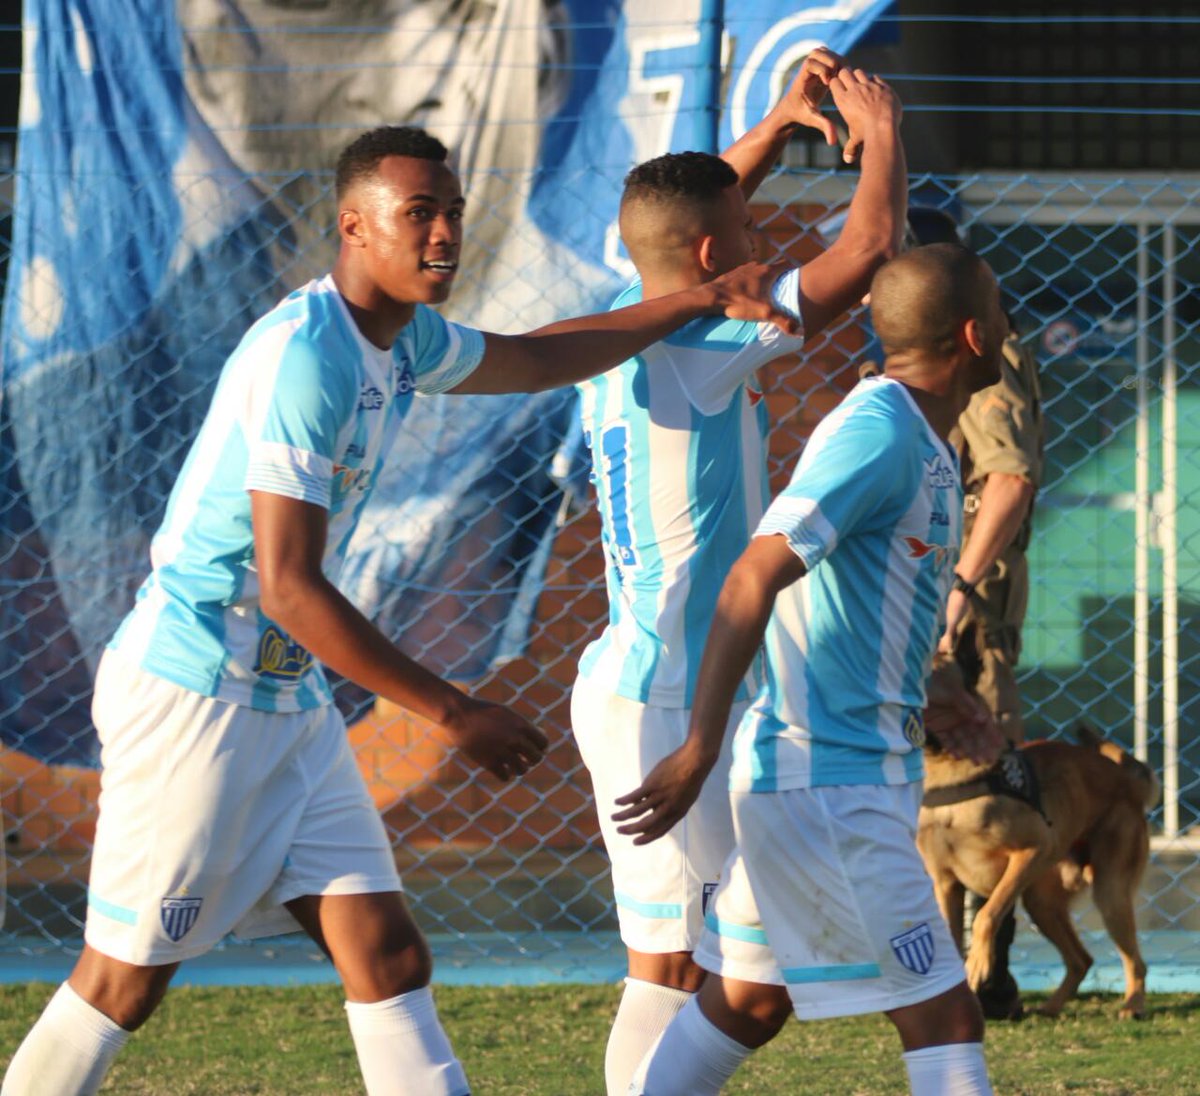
[575,272,806,708]
[730,376,962,791]
[111,274,484,711]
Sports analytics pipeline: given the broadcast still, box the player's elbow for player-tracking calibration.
[258,569,314,634]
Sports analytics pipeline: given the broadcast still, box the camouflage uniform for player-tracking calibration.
[948,332,1044,745]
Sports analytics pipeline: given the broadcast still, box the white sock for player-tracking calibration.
[605,978,692,1096]
[629,994,753,1095]
[1,982,129,1096]
[344,986,470,1096]
[903,1042,993,1096]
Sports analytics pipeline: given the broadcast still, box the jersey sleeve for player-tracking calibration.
[667,267,807,415]
[402,305,486,395]
[957,336,1043,486]
[755,399,912,571]
[242,333,356,510]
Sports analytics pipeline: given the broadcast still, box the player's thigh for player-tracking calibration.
[86,652,319,964]
[571,678,738,951]
[733,784,966,1021]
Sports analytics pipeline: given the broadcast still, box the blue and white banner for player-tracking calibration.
[1,1,888,764]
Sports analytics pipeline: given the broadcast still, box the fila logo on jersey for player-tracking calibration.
[903,536,950,571]
[890,922,935,975]
[161,896,203,942]
[924,456,956,489]
[359,386,385,410]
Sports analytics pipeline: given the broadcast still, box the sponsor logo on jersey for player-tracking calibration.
[161,896,203,942]
[929,509,949,527]
[924,455,956,489]
[890,922,935,975]
[903,535,950,571]
[359,385,385,411]
[332,463,372,498]
[395,367,416,396]
[903,709,926,748]
[345,442,366,460]
[254,624,314,681]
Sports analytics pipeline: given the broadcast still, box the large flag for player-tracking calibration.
[1,0,890,763]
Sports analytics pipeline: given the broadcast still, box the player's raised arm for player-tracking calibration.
[720,46,842,199]
[448,258,799,394]
[612,535,806,845]
[795,69,907,342]
[251,491,547,781]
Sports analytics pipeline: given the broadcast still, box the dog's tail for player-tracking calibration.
[1074,724,1162,810]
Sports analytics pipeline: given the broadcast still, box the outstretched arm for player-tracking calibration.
[796,68,907,342]
[721,46,843,200]
[450,259,798,394]
[251,491,548,781]
[612,534,806,844]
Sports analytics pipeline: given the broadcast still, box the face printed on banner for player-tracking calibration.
[176,0,567,296]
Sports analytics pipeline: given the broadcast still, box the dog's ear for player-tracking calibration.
[1074,723,1102,749]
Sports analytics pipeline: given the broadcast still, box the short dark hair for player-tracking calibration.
[335,126,449,199]
[622,151,738,207]
[870,243,994,358]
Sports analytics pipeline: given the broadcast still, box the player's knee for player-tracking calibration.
[68,963,174,1032]
[889,982,984,1050]
[341,928,433,1001]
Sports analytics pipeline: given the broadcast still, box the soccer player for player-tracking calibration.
[615,243,1009,1095]
[0,126,796,1096]
[569,54,907,1094]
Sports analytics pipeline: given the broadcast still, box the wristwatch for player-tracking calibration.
[951,572,976,598]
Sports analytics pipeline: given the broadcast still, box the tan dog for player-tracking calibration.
[917,725,1159,1019]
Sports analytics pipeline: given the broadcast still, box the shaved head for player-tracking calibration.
[619,152,743,273]
[870,244,997,358]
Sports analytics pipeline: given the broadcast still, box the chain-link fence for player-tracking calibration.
[3,160,1198,981]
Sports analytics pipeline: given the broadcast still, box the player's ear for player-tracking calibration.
[697,234,719,273]
[962,316,985,357]
[338,207,368,248]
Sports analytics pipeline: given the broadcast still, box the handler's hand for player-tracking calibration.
[443,699,548,782]
[612,739,717,846]
[707,260,801,336]
[924,660,1005,766]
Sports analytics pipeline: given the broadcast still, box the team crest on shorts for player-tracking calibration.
[161,896,204,942]
[890,922,935,975]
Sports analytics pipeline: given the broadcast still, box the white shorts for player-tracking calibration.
[695,783,966,1020]
[85,651,401,965]
[571,675,740,953]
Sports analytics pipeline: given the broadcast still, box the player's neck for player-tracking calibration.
[637,268,708,301]
[330,265,417,350]
[884,355,968,440]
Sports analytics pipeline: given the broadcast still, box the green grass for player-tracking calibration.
[2,983,1198,1094]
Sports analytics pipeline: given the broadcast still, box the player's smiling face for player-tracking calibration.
[360,155,465,306]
